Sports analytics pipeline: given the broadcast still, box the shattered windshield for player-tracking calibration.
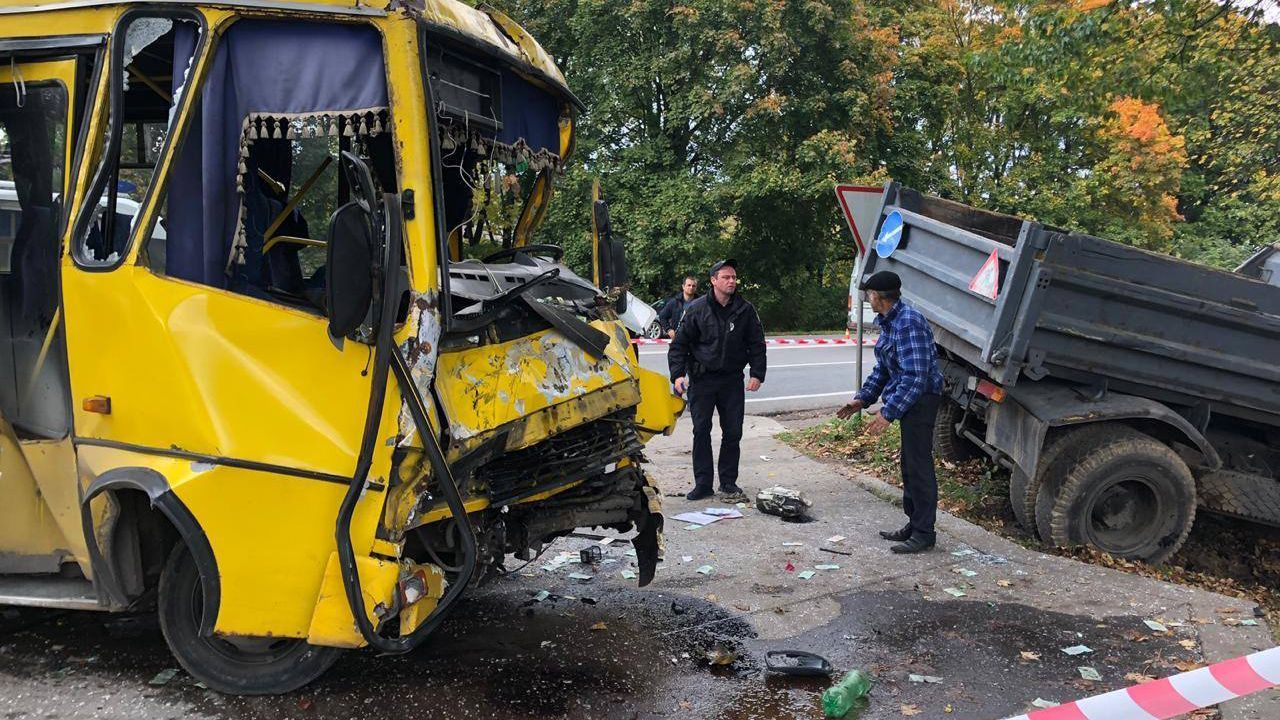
[423,36,595,320]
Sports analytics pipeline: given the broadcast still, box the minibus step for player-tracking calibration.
[0,576,101,610]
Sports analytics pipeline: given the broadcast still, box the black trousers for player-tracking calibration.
[899,393,941,540]
[688,372,745,490]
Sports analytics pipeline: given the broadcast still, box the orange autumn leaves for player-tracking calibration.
[1093,97,1188,248]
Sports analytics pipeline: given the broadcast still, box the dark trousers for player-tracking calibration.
[899,393,941,539]
[688,373,745,490]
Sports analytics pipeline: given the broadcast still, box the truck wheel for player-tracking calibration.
[1048,433,1196,564]
[1011,425,1114,539]
[157,542,342,694]
[933,399,981,462]
[1032,424,1138,544]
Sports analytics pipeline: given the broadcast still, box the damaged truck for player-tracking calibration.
[0,0,680,694]
[858,183,1280,565]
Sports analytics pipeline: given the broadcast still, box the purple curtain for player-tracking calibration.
[166,20,388,286]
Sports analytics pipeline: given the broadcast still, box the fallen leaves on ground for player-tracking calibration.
[782,419,1280,641]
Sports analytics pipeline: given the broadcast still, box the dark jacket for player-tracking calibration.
[668,292,767,382]
[658,294,692,334]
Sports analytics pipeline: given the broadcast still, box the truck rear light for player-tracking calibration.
[976,380,1005,403]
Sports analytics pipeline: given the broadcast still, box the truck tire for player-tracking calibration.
[158,542,343,694]
[1015,424,1121,540]
[1197,469,1280,527]
[933,398,981,462]
[1048,432,1196,564]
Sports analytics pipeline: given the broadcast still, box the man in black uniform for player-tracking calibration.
[668,260,767,501]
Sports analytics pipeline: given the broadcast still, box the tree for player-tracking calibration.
[475,0,1280,328]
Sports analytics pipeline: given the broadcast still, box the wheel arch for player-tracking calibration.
[989,383,1221,478]
[82,467,220,634]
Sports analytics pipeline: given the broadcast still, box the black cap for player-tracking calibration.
[860,270,901,293]
[709,258,738,277]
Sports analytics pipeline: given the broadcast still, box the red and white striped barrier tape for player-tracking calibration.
[632,336,877,346]
[1001,645,1279,720]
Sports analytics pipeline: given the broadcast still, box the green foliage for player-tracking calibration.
[477,0,1280,328]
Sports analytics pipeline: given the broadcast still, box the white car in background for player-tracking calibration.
[619,291,661,339]
[0,180,165,272]
[847,272,879,330]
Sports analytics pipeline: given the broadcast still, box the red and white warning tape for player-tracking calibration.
[632,336,877,346]
[1001,645,1279,720]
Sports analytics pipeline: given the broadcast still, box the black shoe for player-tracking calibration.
[686,486,715,501]
[878,524,912,542]
[890,535,936,554]
[719,484,745,498]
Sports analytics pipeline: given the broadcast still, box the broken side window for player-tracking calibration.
[73,14,200,268]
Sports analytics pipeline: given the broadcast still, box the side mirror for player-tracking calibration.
[326,203,374,338]
[590,186,629,313]
[609,239,628,314]
[326,152,380,339]
[592,197,613,288]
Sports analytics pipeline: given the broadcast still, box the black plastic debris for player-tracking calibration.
[765,650,834,677]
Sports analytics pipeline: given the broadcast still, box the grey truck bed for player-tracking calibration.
[861,184,1280,428]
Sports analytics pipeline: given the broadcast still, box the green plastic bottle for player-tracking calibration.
[822,669,873,717]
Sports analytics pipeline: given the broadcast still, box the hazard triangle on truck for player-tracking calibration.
[969,249,1000,299]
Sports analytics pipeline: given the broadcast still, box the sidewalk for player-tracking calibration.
[632,414,1278,719]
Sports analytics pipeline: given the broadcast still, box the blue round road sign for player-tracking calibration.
[876,210,904,258]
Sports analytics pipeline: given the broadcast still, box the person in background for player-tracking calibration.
[668,260,766,501]
[659,274,698,339]
[837,271,944,554]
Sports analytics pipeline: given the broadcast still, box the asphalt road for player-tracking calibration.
[1,415,1271,720]
[637,337,876,414]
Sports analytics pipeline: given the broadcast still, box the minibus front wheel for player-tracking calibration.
[157,542,343,694]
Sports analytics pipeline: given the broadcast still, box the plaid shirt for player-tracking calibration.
[855,300,944,422]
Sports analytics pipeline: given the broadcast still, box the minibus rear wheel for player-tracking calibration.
[158,542,343,694]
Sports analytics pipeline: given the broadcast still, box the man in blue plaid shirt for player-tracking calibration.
[837,271,944,553]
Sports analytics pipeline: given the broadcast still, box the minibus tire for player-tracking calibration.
[158,542,343,694]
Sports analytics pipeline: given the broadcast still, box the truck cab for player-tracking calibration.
[0,0,680,694]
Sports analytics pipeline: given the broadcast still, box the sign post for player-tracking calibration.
[835,184,883,414]
[854,250,865,406]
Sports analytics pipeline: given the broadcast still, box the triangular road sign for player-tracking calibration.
[835,184,883,256]
[969,249,1001,299]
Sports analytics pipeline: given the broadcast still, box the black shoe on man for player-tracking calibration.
[890,535,936,554]
[878,524,912,542]
[719,483,746,500]
[686,486,715,501]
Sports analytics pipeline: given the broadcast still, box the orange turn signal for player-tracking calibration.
[82,396,112,414]
[976,380,1005,403]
